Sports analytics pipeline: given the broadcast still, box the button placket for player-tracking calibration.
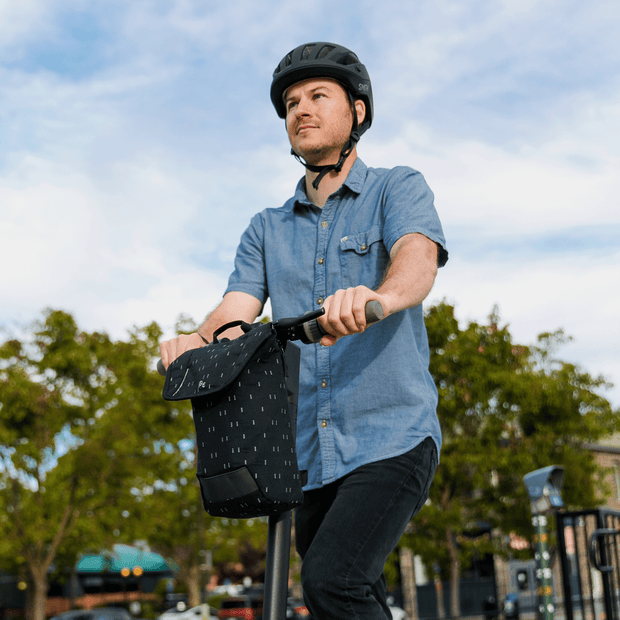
[314,201,335,316]
[313,197,337,483]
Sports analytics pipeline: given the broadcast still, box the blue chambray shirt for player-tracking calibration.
[225,158,448,490]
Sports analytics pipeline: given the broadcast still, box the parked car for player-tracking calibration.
[217,594,263,620]
[389,605,409,620]
[208,585,243,598]
[51,608,133,620]
[158,605,217,620]
[163,593,190,612]
[286,599,309,619]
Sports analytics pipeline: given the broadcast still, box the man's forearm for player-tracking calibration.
[159,291,263,368]
[377,233,438,317]
[196,291,263,342]
[196,306,248,342]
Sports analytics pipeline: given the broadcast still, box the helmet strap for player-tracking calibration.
[291,91,361,191]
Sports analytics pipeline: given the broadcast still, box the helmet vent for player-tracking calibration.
[317,45,335,59]
[342,52,360,65]
[301,44,315,60]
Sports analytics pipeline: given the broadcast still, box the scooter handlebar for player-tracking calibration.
[157,300,384,377]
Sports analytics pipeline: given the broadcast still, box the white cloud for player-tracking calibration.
[90,268,228,341]
[0,149,220,336]
[361,78,620,407]
[0,0,56,51]
[364,80,620,236]
[1,0,619,409]
[0,165,101,298]
[429,248,620,407]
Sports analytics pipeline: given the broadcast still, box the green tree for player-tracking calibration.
[401,302,618,618]
[126,481,269,606]
[0,309,189,620]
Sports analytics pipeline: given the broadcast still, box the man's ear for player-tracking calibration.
[355,99,366,125]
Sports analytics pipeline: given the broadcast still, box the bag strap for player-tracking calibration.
[212,320,253,343]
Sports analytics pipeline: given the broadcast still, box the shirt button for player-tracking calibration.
[317,297,324,305]
[321,420,328,428]
[360,244,367,251]
[318,257,324,265]
[321,221,328,228]
[320,380,327,388]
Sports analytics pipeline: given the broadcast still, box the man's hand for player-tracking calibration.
[159,291,263,370]
[159,332,206,370]
[317,286,385,347]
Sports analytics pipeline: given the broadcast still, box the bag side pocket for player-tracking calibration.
[197,466,259,503]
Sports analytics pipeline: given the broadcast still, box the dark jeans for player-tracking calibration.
[295,437,437,620]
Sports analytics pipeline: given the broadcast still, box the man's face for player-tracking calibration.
[284,78,358,166]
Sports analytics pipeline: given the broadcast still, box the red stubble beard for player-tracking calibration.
[289,121,349,166]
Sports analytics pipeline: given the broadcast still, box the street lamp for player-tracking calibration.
[523,467,564,515]
[523,466,564,620]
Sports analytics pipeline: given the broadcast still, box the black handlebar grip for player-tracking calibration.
[364,300,385,324]
[157,359,166,376]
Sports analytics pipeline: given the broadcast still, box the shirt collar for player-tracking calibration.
[291,158,368,211]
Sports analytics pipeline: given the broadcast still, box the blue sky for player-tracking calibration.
[1,0,619,407]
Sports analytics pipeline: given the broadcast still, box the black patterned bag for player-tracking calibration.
[161,320,305,518]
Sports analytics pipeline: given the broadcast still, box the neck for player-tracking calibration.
[305,148,358,207]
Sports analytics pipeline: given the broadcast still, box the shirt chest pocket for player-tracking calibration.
[339,227,389,290]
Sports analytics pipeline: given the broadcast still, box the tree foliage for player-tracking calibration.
[0,309,272,619]
[2,303,618,620]
[402,301,618,617]
[0,310,191,620]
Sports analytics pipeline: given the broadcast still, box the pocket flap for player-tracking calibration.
[162,322,277,401]
[340,226,383,254]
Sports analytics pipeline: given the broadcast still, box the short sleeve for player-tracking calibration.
[381,167,448,267]
[224,213,269,303]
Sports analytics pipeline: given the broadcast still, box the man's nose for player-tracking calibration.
[294,96,311,116]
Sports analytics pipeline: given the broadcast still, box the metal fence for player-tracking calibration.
[557,509,620,620]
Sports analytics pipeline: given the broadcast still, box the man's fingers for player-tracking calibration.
[320,333,337,347]
[351,295,370,331]
[323,291,353,337]
[159,333,204,369]
[320,287,374,340]
[159,341,173,369]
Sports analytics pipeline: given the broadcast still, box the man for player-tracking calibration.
[160,42,448,620]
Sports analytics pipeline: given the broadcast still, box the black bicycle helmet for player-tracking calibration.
[271,42,374,189]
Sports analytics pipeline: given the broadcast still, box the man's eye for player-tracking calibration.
[287,101,298,112]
